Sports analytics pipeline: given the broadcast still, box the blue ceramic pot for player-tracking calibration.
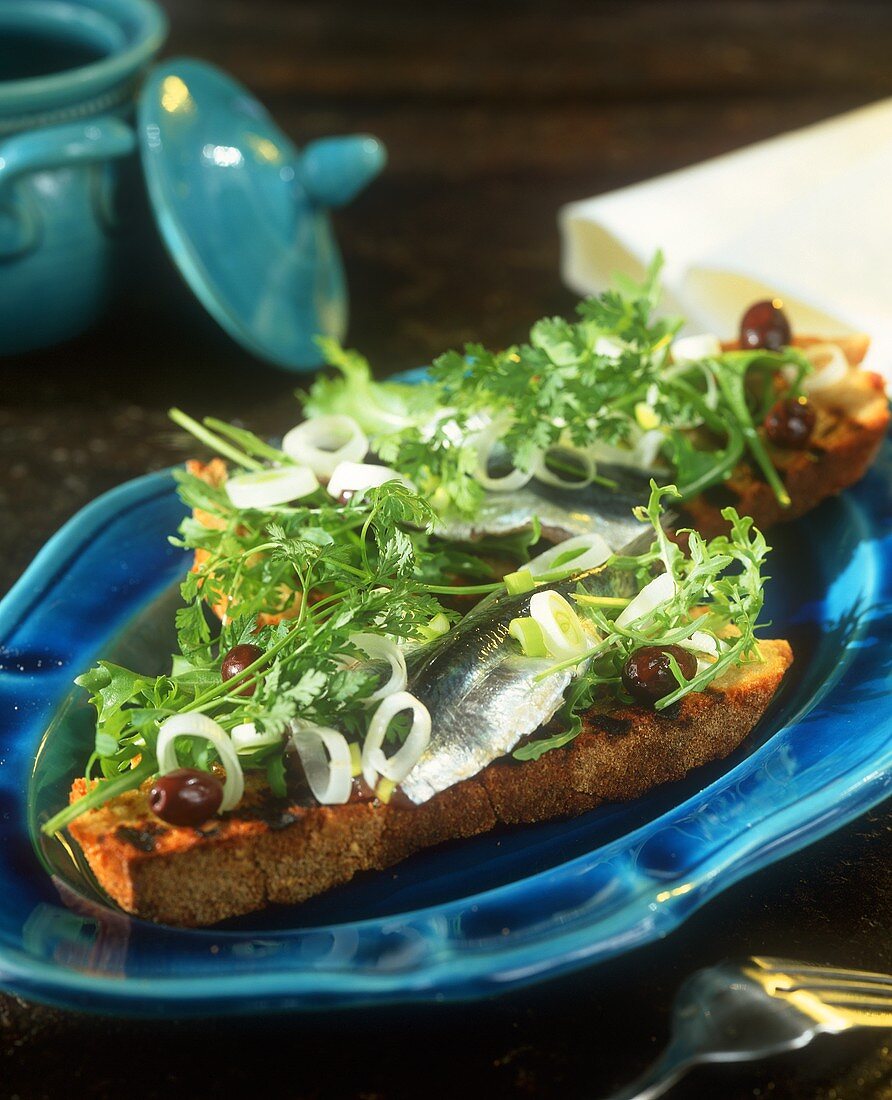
[0,0,167,356]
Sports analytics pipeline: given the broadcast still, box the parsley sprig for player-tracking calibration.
[304,254,812,513]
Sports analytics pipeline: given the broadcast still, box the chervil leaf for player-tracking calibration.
[286,668,327,707]
[302,252,810,514]
[175,600,212,660]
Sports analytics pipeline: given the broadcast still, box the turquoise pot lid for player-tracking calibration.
[138,58,385,371]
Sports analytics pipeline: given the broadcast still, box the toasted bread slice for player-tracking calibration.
[67,639,792,927]
[683,336,888,538]
[65,338,873,926]
[185,337,888,552]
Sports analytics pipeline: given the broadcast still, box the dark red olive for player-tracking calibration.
[148,768,223,826]
[764,395,816,449]
[221,643,265,696]
[622,645,698,707]
[739,299,792,351]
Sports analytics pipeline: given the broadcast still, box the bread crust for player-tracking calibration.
[68,640,792,926]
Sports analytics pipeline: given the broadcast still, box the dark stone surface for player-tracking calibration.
[2,1,891,1096]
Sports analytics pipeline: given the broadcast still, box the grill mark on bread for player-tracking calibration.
[114,825,162,853]
[592,714,632,739]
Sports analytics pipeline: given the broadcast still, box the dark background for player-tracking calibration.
[2,1,892,1097]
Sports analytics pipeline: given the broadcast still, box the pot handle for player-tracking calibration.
[0,119,135,258]
[0,118,135,189]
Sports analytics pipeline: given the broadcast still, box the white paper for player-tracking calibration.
[559,98,892,377]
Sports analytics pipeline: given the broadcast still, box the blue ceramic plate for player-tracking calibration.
[0,443,890,1016]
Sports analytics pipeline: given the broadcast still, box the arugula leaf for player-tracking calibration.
[42,757,158,836]
[74,662,156,737]
[266,753,287,798]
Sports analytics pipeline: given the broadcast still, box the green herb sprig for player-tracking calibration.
[513,482,769,761]
[304,254,812,514]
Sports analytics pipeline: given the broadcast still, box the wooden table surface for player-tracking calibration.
[2,2,892,1097]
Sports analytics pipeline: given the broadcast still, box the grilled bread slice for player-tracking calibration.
[63,337,876,925]
[67,639,792,927]
[187,336,888,555]
[683,336,888,538]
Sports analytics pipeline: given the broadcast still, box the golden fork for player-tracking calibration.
[605,956,892,1100]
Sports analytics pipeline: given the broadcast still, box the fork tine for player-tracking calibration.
[783,980,892,998]
[751,957,892,987]
[766,974,892,995]
[809,1003,892,1029]
[746,958,892,1029]
[801,991,892,1010]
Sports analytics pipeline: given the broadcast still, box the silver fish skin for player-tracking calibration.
[400,518,663,805]
[432,464,660,548]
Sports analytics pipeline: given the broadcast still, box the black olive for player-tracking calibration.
[764,395,816,449]
[221,643,265,696]
[739,299,792,351]
[621,645,698,707]
[148,768,224,827]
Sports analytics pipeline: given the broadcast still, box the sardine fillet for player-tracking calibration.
[67,640,792,927]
